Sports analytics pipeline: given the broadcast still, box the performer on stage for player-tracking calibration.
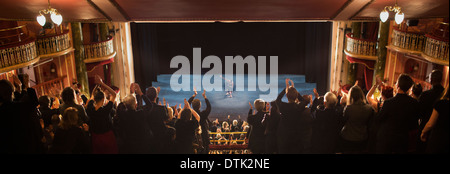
[221,75,234,98]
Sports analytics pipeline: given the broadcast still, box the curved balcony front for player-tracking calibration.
[83,36,116,64]
[0,39,40,73]
[387,28,448,66]
[422,34,449,65]
[36,30,74,60]
[344,33,378,61]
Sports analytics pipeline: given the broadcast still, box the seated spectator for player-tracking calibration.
[230,119,242,132]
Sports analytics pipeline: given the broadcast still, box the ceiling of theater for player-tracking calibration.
[0,0,448,22]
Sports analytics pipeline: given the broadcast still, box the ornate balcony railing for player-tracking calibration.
[0,39,39,72]
[32,75,66,97]
[345,33,377,60]
[83,36,115,63]
[391,28,425,52]
[36,30,71,56]
[423,34,449,62]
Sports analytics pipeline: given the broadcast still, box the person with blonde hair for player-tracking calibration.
[310,90,343,154]
[247,99,267,154]
[339,85,374,153]
[49,107,90,154]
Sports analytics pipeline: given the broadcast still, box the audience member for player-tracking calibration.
[410,83,423,100]
[2,70,446,155]
[339,85,374,153]
[59,87,89,126]
[311,91,343,154]
[0,77,41,154]
[85,75,118,154]
[247,99,267,154]
[420,84,449,153]
[175,99,200,154]
[188,89,211,154]
[262,101,281,154]
[276,78,312,154]
[116,94,152,154]
[376,74,419,154]
[144,86,169,153]
[417,70,444,153]
[49,107,91,154]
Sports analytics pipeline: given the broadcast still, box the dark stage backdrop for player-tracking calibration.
[130,22,332,94]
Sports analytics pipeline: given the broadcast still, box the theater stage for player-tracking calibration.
[152,74,316,121]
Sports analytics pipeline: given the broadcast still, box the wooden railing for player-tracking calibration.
[423,34,449,61]
[345,33,377,57]
[83,36,114,60]
[32,75,67,97]
[0,25,29,47]
[391,28,425,52]
[0,39,38,69]
[36,30,71,55]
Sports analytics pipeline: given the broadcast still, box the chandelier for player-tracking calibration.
[379,0,404,24]
[36,0,63,26]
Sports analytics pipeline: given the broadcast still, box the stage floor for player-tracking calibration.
[153,74,316,121]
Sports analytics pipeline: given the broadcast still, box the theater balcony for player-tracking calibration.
[385,21,449,90]
[83,36,116,65]
[343,32,378,91]
[387,25,449,66]
[344,32,378,61]
[36,29,74,60]
[0,24,40,74]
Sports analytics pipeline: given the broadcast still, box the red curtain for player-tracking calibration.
[85,58,114,72]
[346,56,375,90]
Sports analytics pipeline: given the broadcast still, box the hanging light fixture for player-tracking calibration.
[37,0,63,26]
[379,0,404,24]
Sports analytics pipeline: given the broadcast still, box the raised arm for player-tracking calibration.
[95,75,116,102]
[366,84,378,110]
[203,90,211,116]
[184,98,200,122]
